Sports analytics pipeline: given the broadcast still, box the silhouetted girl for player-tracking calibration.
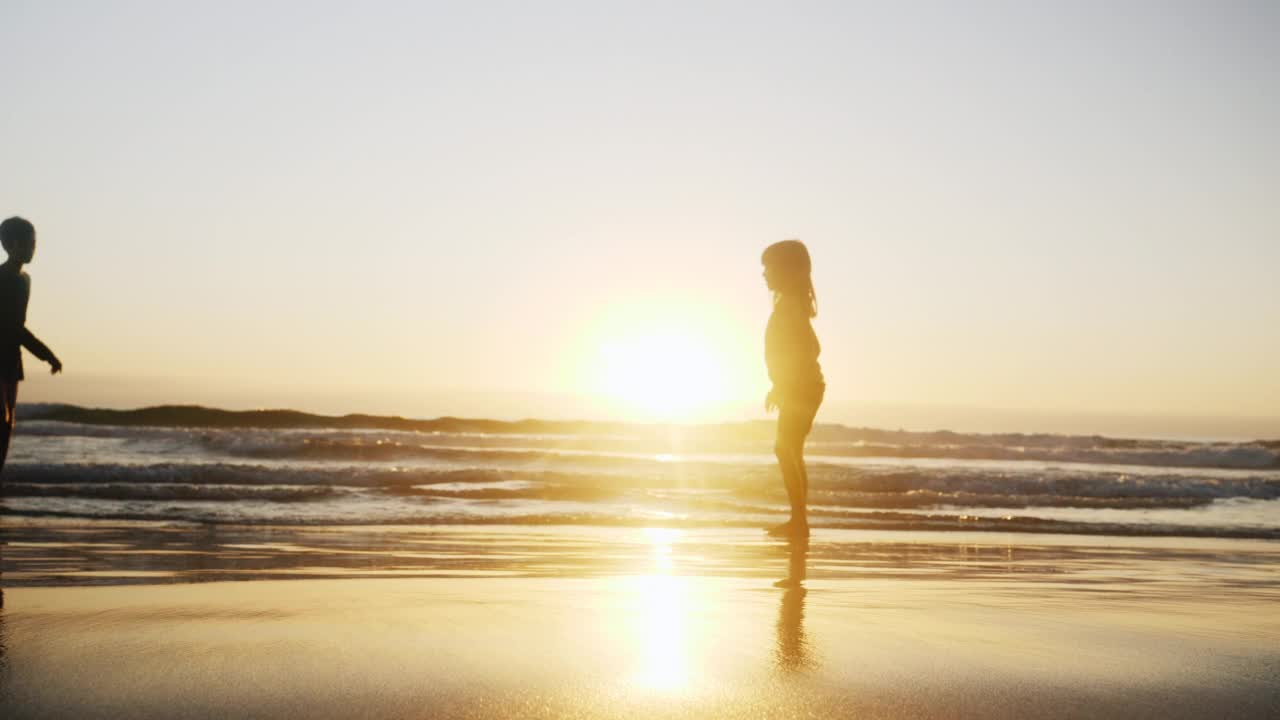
[0,217,62,475]
[762,240,823,538]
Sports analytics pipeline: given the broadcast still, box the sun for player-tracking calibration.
[597,331,727,420]
[582,300,751,422]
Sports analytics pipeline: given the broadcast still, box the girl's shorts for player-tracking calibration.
[777,386,824,443]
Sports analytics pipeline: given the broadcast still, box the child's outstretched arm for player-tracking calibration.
[20,328,61,374]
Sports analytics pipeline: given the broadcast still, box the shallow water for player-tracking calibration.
[4,419,1279,538]
[3,521,1278,593]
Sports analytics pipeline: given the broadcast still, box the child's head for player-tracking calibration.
[761,239,816,317]
[1,217,36,264]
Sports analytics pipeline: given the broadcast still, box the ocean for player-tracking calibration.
[3,404,1277,540]
[4,405,1280,720]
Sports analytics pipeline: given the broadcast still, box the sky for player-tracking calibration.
[2,1,1277,438]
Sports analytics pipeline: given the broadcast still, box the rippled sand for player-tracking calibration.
[2,523,1278,718]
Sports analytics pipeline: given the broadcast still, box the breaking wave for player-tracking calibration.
[7,404,1278,540]
[18,403,1280,470]
[3,460,1278,539]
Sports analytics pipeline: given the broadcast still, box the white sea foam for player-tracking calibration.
[5,416,1279,538]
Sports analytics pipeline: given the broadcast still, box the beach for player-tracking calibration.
[2,410,1278,717]
[2,523,1278,719]
[7,0,1278,715]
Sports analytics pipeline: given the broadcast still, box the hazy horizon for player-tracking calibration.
[19,371,1280,441]
[4,1,1277,439]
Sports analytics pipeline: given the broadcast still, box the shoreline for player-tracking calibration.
[3,522,1278,718]
[3,519,1279,586]
[3,573,1278,718]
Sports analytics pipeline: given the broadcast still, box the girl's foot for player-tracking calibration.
[766,520,810,538]
[766,521,792,537]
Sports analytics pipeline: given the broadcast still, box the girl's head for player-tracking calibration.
[0,216,36,264]
[761,239,816,317]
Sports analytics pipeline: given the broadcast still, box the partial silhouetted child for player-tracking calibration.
[0,217,62,474]
[761,240,823,539]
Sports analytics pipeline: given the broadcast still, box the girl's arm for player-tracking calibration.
[20,328,61,373]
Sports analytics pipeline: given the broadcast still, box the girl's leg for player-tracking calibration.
[794,441,809,528]
[775,441,802,520]
[794,391,822,531]
[0,381,15,476]
[773,394,820,535]
[0,381,9,609]
[771,409,808,535]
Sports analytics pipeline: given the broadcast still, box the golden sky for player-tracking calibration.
[3,2,1277,437]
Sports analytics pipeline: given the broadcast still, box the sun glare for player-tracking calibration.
[583,301,750,423]
[631,528,691,693]
[597,332,727,420]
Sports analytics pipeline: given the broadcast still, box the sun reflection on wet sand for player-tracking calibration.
[2,525,1279,719]
[630,573,691,692]
[629,528,692,693]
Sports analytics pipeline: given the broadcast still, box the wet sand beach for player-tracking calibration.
[2,523,1278,719]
